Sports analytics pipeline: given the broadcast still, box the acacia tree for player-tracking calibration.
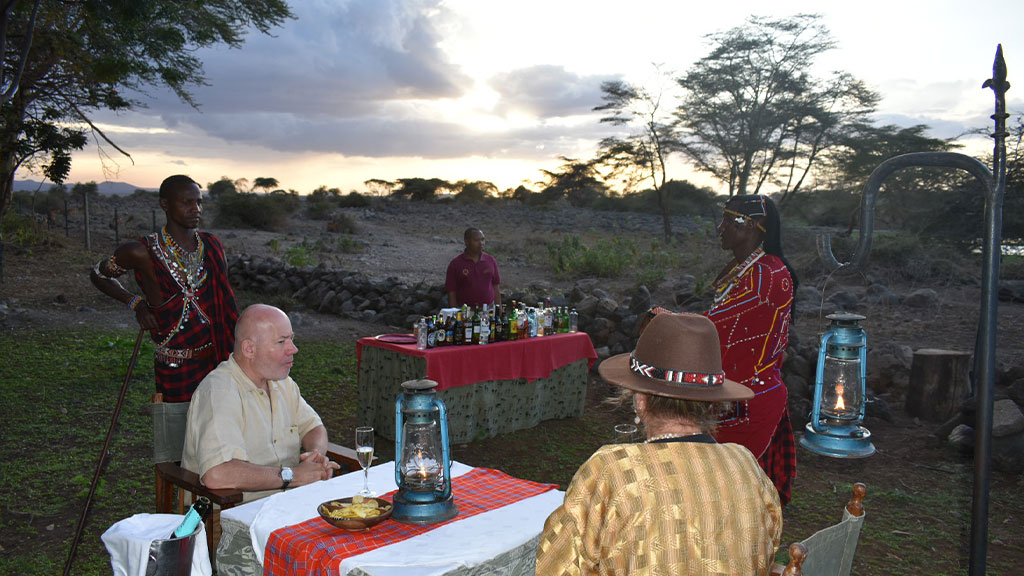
[675,14,878,200]
[537,156,608,207]
[594,72,679,239]
[252,177,280,194]
[0,0,293,220]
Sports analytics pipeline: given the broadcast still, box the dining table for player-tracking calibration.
[216,461,564,576]
[357,332,597,444]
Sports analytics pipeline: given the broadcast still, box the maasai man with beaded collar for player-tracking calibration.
[90,175,239,402]
[707,194,798,505]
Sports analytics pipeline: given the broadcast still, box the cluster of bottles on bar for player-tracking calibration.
[417,300,577,349]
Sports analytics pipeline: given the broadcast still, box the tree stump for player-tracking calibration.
[905,349,972,422]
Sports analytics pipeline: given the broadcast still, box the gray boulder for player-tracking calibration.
[992,399,1024,437]
[905,288,939,308]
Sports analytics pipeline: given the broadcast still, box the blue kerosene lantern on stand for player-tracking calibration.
[800,312,876,458]
[392,379,458,524]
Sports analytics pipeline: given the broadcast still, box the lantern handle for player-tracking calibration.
[434,397,454,500]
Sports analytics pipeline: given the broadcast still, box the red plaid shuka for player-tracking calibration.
[137,231,238,402]
[706,253,796,505]
[263,468,558,576]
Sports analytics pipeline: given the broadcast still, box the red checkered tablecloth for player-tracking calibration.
[263,468,558,576]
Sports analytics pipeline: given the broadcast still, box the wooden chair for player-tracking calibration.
[151,393,361,563]
[771,483,867,576]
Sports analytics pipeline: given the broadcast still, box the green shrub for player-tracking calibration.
[546,234,633,279]
[326,214,357,234]
[213,193,298,231]
[635,238,681,287]
[1,211,44,246]
[337,191,370,208]
[284,242,317,267]
[305,197,334,220]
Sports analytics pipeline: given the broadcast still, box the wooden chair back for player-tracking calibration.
[771,483,867,576]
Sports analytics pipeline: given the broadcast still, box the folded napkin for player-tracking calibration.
[101,513,212,576]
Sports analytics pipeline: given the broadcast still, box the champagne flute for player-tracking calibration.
[355,426,376,497]
[614,423,639,444]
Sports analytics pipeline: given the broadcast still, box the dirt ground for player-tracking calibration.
[2,195,1024,573]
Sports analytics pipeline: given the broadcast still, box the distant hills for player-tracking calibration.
[14,179,156,196]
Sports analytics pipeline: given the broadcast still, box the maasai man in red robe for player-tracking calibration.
[90,175,239,402]
[706,194,798,505]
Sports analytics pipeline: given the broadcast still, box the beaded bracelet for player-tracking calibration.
[127,295,144,312]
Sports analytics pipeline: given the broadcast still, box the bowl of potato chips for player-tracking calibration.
[318,495,393,530]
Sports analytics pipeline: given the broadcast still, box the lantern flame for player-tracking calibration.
[834,383,846,411]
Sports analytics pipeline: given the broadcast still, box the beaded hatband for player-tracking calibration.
[629,354,725,387]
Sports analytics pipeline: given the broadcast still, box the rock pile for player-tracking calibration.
[228,254,1023,474]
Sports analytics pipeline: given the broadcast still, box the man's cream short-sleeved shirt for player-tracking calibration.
[181,354,323,501]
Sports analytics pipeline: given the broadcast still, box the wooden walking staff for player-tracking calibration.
[62,328,147,576]
[818,46,1010,576]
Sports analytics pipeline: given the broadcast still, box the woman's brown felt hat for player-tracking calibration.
[598,312,753,402]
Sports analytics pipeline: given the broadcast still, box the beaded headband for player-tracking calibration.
[723,208,767,232]
[629,354,725,387]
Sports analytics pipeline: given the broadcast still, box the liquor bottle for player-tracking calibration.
[479,307,490,344]
[527,307,538,338]
[445,313,455,346]
[569,308,578,333]
[171,497,211,538]
[416,317,428,350]
[472,306,481,344]
[492,306,503,342]
[508,305,518,340]
[464,308,474,345]
[453,311,464,346]
[560,307,569,333]
[426,315,437,348]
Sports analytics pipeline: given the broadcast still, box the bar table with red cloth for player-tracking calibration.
[357,332,597,443]
[264,468,558,576]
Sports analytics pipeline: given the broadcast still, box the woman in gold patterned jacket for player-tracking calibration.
[535,313,782,576]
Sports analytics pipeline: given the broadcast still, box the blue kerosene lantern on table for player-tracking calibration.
[392,379,458,524]
[800,312,876,458]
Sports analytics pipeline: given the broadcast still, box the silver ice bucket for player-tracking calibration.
[145,525,199,576]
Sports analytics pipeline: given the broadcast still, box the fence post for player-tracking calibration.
[84,192,91,250]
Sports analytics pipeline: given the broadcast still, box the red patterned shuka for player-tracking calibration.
[706,249,796,505]
[136,230,239,402]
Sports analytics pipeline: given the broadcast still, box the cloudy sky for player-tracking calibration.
[22,0,1024,194]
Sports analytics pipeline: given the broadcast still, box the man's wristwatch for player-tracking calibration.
[280,466,293,490]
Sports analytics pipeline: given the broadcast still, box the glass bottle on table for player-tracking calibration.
[463,308,474,345]
[453,311,464,346]
[508,305,518,341]
[416,317,428,349]
[426,316,436,348]
[569,308,578,333]
[472,306,481,344]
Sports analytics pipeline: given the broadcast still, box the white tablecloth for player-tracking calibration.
[219,461,563,576]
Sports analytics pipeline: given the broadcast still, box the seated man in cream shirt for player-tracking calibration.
[182,304,340,502]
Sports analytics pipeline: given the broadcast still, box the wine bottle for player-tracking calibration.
[170,496,211,538]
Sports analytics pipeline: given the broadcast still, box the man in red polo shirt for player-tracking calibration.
[446,227,502,308]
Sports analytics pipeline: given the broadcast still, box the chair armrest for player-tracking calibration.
[326,442,365,474]
[155,462,245,509]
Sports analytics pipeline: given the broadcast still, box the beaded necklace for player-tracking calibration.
[711,247,765,305]
[149,227,211,349]
[646,432,702,443]
[160,226,205,291]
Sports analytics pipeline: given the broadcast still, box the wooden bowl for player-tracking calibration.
[317,497,393,531]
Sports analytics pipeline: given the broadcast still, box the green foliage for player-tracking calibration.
[214,192,299,231]
[546,234,633,278]
[0,0,294,218]
[537,157,608,207]
[590,181,720,219]
[207,177,238,198]
[393,178,453,201]
[675,14,878,198]
[284,241,317,267]
[1,210,45,246]
[635,238,681,287]
[455,181,498,204]
[337,191,370,208]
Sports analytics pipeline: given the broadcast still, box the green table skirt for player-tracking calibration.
[358,346,588,444]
